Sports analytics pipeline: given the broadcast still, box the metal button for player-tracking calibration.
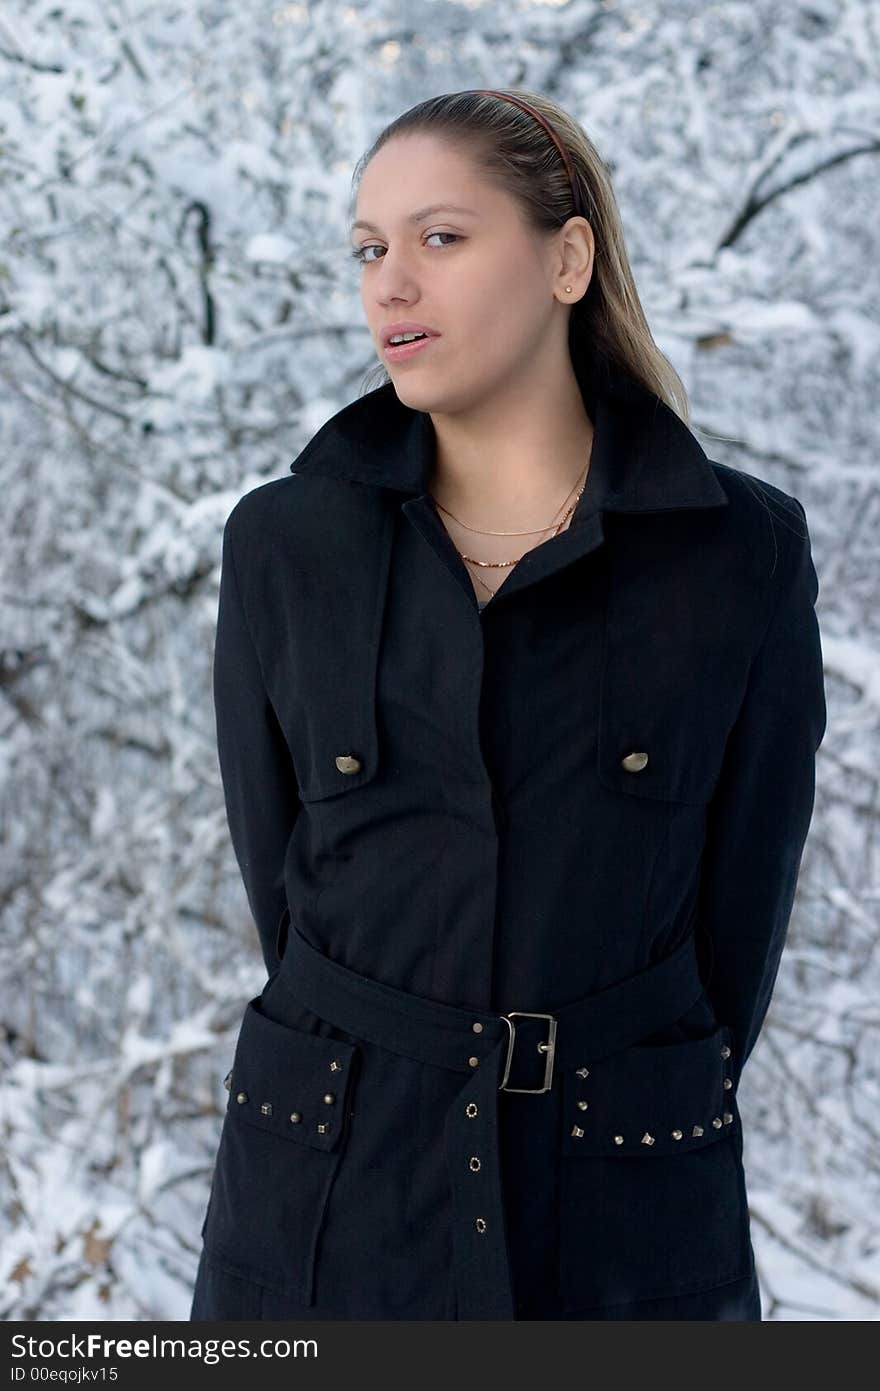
[468,1056,479,1068]
[720,1044,731,1059]
[466,1102,478,1118]
[335,754,362,774]
[723,1078,733,1089]
[474,1217,487,1234]
[223,1070,232,1092]
[469,1156,481,1172]
[472,1022,483,1033]
[621,750,649,772]
[671,1129,683,1140]
[723,1112,733,1124]
[577,1100,588,1111]
[236,1091,248,1104]
[323,1093,336,1104]
[712,1116,723,1128]
[289,1111,302,1124]
[613,1134,624,1145]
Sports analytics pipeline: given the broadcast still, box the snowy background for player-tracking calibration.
[1,0,878,1322]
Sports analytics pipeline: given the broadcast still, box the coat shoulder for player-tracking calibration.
[706,458,811,583]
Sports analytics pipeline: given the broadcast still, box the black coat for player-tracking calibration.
[190,353,826,1321]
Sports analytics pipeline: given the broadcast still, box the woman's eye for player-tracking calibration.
[350,231,460,265]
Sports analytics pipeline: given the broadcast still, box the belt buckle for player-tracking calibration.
[498,1011,557,1093]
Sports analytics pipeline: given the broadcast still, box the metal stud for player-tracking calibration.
[468,1055,480,1068]
[289,1111,302,1124]
[720,1045,731,1059]
[614,1135,624,1145]
[723,1112,733,1124]
[466,1102,478,1118]
[692,1124,703,1137]
[577,1100,589,1111]
[260,1101,273,1116]
[712,1116,723,1128]
[571,1125,585,1138]
[236,1091,248,1105]
[671,1129,683,1140]
[475,1217,487,1234]
[575,1067,589,1078]
[329,1060,342,1072]
[317,1121,331,1134]
[469,1156,481,1172]
[641,1132,655,1145]
[472,1022,483,1033]
[223,1070,232,1092]
[323,1093,336,1104]
[723,1078,733,1089]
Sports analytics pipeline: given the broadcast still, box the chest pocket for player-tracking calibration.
[199,996,361,1303]
[557,1020,754,1312]
[596,525,758,806]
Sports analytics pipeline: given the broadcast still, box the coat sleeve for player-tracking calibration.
[212,511,301,979]
[697,497,827,1087]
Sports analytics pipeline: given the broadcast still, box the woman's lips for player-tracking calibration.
[384,335,440,362]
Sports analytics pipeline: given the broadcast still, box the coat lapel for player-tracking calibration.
[276,353,731,799]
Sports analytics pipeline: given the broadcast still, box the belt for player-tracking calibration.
[274,923,706,1320]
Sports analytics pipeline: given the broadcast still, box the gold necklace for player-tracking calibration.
[431,460,591,600]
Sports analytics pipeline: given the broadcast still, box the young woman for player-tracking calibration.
[190,88,826,1321]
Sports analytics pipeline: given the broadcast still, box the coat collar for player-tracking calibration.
[288,346,729,516]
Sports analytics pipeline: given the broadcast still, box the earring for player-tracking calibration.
[565,286,572,292]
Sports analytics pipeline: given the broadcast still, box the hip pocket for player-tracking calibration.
[200,995,360,1304]
[558,1022,753,1312]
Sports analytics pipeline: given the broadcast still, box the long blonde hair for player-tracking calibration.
[348,86,691,426]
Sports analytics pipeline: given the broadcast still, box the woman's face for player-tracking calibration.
[350,133,571,416]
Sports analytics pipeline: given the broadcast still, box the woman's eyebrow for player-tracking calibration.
[350,203,479,234]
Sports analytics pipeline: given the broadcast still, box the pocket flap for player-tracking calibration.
[225,997,358,1154]
[562,1023,737,1157]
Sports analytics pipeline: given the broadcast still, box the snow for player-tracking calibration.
[0,0,876,1323]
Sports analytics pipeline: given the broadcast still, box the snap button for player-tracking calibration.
[621,750,649,772]
[723,1078,733,1089]
[671,1129,683,1140]
[335,754,362,774]
[472,1022,483,1033]
[468,1055,480,1068]
[235,1091,248,1104]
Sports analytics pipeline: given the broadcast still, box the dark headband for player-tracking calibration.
[467,88,585,220]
